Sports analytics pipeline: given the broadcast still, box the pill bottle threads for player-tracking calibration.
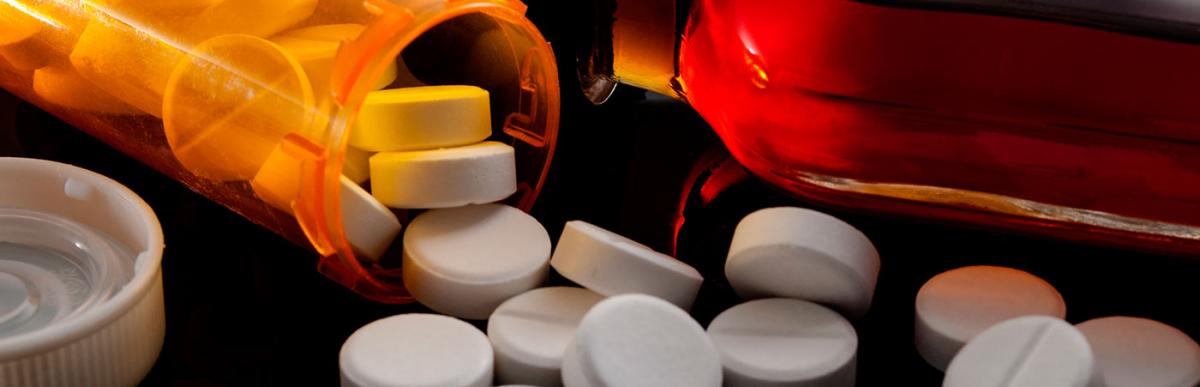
[575,0,1200,255]
[0,0,560,302]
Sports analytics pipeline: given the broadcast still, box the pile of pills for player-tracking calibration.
[338,202,1200,387]
[340,207,885,387]
[919,265,1200,387]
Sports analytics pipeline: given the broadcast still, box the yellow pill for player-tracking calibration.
[0,2,43,46]
[271,24,397,97]
[341,145,373,184]
[349,86,492,152]
[163,34,316,181]
[70,20,183,116]
[33,65,139,115]
[188,0,318,41]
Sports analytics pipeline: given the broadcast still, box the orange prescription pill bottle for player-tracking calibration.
[0,0,560,303]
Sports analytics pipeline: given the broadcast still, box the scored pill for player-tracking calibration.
[488,287,605,387]
[1077,316,1200,387]
[350,85,492,152]
[914,265,1067,371]
[562,294,722,387]
[943,316,1096,387]
[550,220,703,310]
[340,314,493,387]
[369,141,517,209]
[402,204,550,320]
[725,207,880,318]
[707,298,858,387]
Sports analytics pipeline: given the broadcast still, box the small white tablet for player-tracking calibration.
[1077,316,1200,387]
[944,316,1095,387]
[340,314,493,387]
[402,204,550,320]
[488,287,605,387]
[707,298,857,387]
[550,221,703,310]
[725,207,880,318]
[562,294,722,387]
[370,141,517,209]
[915,265,1066,371]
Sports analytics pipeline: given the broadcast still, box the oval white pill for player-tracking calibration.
[339,176,401,261]
[488,287,605,387]
[707,298,857,387]
[562,294,722,387]
[725,207,880,318]
[403,204,550,319]
[944,316,1095,387]
[1077,316,1200,387]
[915,265,1067,371]
[340,314,493,387]
[350,85,492,152]
[370,141,517,209]
[550,220,703,310]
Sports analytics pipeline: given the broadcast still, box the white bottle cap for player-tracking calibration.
[0,158,165,387]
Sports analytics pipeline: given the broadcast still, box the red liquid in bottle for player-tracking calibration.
[678,0,1200,249]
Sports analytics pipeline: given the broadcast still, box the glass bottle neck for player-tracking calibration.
[578,0,685,103]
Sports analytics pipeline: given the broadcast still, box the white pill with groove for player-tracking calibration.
[944,316,1096,387]
[562,294,722,387]
[488,287,605,387]
[340,313,493,387]
[550,220,703,310]
[402,204,550,320]
[370,141,517,209]
[707,298,857,387]
[1077,316,1200,387]
[915,265,1067,371]
[725,207,880,318]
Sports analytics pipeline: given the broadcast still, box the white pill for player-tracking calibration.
[725,207,880,318]
[1077,316,1200,387]
[340,314,493,387]
[562,294,722,387]
[707,298,857,387]
[250,141,401,261]
[488,287,605,387]
[402,204,550,319]
[915,265,1067,371]
[550,220,703,310]
[339,176,402,261]
[370,141,517,209]
[944,316,1095,387]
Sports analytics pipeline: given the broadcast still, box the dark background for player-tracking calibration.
[2,2,1199,385]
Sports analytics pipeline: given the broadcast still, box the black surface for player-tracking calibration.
[1,5,1199,384]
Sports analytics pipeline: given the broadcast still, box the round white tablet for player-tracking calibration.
[403,204,550,320]
[562,294,722,387]
[707,298,857,387]
[488,287,605,387]
[339,176,401,262]
[915,265,1066,371]
[550,221,703,310]
[944,316,1095,387]
[370,141,517,209]
[725,207,880,318]
[340,314,493,387]
[1077,316,1200,387]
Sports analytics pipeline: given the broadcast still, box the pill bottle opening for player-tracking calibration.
[308,1,559,303]
[0,157,163,358]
